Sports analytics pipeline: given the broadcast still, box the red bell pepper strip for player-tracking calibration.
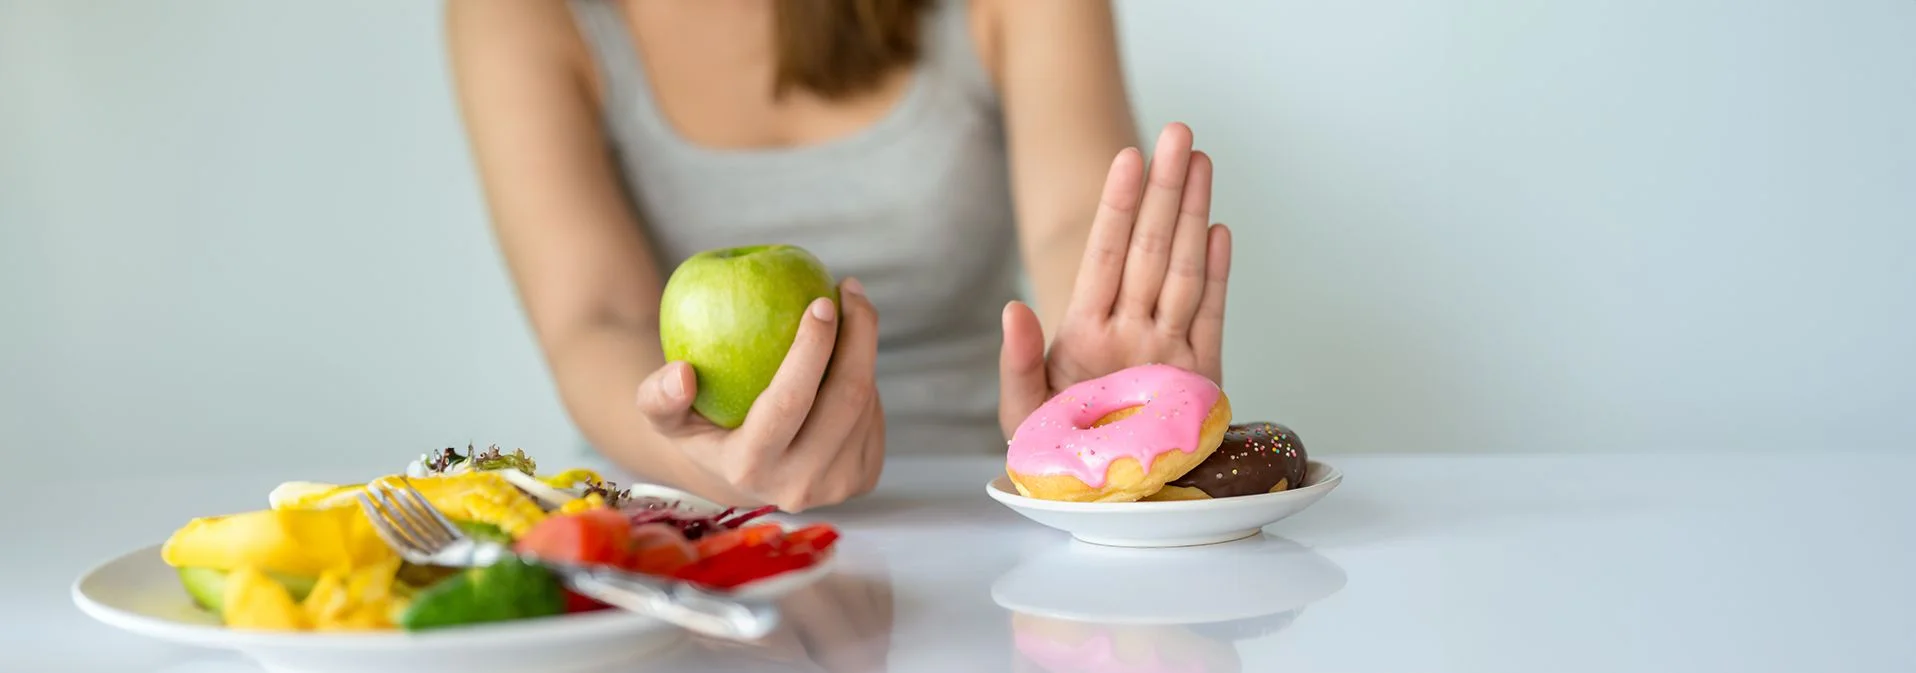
[693,523,784,559]
[672,523,840,589]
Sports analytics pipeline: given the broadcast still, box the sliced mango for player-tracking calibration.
[222,566,306,630]
[540,468,604,490]
[177,566,319,616]
[215,559,408,631]
[162,506,393,577]
[267,481,364,510]
[266,473,547,538]
[301,557,407,631]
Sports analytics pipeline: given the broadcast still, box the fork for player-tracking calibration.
[356,477,780,640]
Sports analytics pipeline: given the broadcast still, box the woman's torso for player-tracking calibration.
[565,0,1019,454]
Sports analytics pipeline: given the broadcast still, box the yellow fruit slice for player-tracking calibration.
[161,507,394,577]
[269,473,549,539]
[267,481,364,510]
[302,557,406,631]
[222,566,307,631]
[541,468,604,490]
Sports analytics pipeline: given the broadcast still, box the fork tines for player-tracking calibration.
[357,477,461,554]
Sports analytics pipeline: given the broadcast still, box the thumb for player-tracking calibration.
[998,300,1049,439]
[636,361,699,435]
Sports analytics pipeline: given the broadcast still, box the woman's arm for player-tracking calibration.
[986,0,1140,338]
[983,2,1233,436]
[445,0,750,501]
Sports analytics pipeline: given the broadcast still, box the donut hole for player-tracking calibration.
[1091,405,1145,428]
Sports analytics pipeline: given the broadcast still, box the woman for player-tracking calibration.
[446,0,1231,512]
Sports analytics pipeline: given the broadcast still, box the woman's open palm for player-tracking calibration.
[999,123,1233,437]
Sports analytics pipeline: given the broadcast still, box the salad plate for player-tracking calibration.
[73,544,684,673]
[72,542,834,673]
[71,445,841,673]
[986,460,1343,547]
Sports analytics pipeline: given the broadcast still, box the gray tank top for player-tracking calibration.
[567,0,1020,455]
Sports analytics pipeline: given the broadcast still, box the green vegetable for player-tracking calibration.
[176,567,318,617]
[469,447,538,476]
[395,562,459,590]
[455,520,514,545]
[397,557,564,631]
[391,523,517,590]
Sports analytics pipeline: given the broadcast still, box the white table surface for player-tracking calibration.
[9,452,1914,672]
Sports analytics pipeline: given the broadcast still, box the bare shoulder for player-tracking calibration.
[982,0,1119,29]
[444,0,596,98]
[993,0,1122,49]
[970,0,1124,91]
[445,0,575,51]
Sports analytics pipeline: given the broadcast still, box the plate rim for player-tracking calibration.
[984,459,1343,513]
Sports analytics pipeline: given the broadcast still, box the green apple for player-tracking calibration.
[658,244,839,429]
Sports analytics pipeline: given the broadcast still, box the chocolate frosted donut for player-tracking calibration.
[1146,422,1309,500]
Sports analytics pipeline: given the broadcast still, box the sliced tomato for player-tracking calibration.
[693,523,784,559]
[628,544,696,576]
[678,549,816,589]
[777,524,839,555]
[512,509,631,566]
[626,522,690,549]
[622,523,698,576]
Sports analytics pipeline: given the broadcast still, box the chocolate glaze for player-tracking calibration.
[1167,421,1309,498]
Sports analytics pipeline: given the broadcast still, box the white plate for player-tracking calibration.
[985,460,1343,547]
[72,505,836,673]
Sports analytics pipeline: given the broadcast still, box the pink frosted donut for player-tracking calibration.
[1005,363,1232,502]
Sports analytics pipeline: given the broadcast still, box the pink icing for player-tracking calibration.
[1005,363,1222,488]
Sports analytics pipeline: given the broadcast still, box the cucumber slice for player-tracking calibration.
[454,520,513,544]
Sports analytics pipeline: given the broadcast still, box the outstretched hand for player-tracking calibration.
[998,123,1232,438]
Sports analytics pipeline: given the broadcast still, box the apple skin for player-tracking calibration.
[658,244,839,429]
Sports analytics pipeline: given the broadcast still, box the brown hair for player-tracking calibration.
[772,0,936,100]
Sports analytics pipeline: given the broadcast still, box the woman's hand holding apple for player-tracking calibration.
[997,123,1233,438]
[635,278,886,513]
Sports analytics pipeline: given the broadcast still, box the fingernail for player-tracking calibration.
[810,297,835,321]
[842,277,865,297]
[662,366,685,399]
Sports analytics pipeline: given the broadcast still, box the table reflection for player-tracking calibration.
[634,548,897,673]
[992,534,1346,673]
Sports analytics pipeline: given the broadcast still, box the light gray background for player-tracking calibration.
[5,1,1912,474]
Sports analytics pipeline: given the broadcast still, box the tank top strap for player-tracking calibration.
[564,0,654,144]
[920,0,1001,115]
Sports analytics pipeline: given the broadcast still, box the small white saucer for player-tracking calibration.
[985,460,1343,547]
